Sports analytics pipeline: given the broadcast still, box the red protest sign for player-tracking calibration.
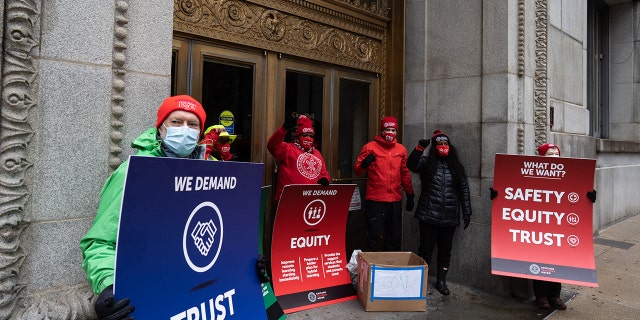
[491,154,598,287]
[271,184,357,313]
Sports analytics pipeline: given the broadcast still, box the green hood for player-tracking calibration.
[80,127,163,294]
[131,127,164,157]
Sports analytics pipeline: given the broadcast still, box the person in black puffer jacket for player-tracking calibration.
[407,129,472,296]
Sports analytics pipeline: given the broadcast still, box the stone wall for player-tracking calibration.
[403,0,539,296]
[403,0,640,297]
[0,1,174,318]
[609,1,640,141]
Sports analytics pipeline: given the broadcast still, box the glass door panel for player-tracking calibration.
[191,44,265,163]
[200,60,253,162]
[337,79,370,180]
[333,70,378,256]
[277,60,331,163]
[284,71,324,150]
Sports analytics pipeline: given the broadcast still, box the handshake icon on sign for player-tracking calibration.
[191,219,217,256]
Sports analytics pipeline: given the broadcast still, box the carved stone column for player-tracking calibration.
[533,0,549,147]
[0,0,38,318]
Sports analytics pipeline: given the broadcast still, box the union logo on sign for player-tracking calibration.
[529,264,541,274]
[296,152,322,180]
[307,292,317,303]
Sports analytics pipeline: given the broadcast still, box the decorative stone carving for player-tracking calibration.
[173,0,385,73]
[14,286,95,320]
[109,0,130,171]
[261,10,286,41]
[517,0,525,76]
[518,126,525,154]
[331,0,390,18]
[0,0,38,317]
[534,0,548,148]
[516,0,525,154]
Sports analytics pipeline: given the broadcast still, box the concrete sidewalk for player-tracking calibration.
[549,214,640,320]
[284,214,640,319]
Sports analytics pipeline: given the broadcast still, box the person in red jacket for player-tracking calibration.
[268,115,330,204]
[354,116,415,251]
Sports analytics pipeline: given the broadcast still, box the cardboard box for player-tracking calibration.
[356,252,428,311]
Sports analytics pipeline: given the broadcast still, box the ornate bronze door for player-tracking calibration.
[172,39,379,255]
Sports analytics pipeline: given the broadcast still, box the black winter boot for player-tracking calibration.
[435,267,450,295]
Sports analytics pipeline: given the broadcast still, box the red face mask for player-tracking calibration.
[299,136,314,149]
[436,145,450,157]
[215,142,232,160]
[382,131,396,142]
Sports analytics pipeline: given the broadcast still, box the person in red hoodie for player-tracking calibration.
[268,115,331,204]
[354,116,415,252]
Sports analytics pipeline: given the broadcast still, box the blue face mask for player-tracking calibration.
[163,124,199,157]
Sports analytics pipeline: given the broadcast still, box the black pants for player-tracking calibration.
[418,222,456,269]
[533,280,561,299]
[364,200,402,251]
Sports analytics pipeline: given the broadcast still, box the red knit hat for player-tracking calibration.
[380,116,398,130]
[295,115,315,136]
[537,143,560,156]
[431,129,449,144]
[156,95,206,132]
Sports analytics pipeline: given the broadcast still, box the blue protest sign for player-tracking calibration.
[114,156,267,320]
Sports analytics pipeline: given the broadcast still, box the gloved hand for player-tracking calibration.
[405,194,415,211]
[283,116,297,131]
[256,254,271,283]
[587,190,597,203]
[418,139,430,148]
[361,154,376,169]
[490,187,498,200]
[94,285,134,320]
[463,215,471,230]
[318,177,330,186]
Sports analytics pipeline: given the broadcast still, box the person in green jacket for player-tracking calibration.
[80,95,207,320]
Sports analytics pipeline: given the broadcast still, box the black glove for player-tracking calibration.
[463,215,471,230]
[283,116,297,131]
[490,187,498,200]
[405,194,415,211]
[256,255,271,283]
[418,139,430,148]
[587,190,597,203]
[318,177,330,186]
[95,285,134,320]
[361,154,376,169]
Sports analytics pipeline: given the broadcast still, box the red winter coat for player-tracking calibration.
[267,126,331,203]
[354,135,414,202]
